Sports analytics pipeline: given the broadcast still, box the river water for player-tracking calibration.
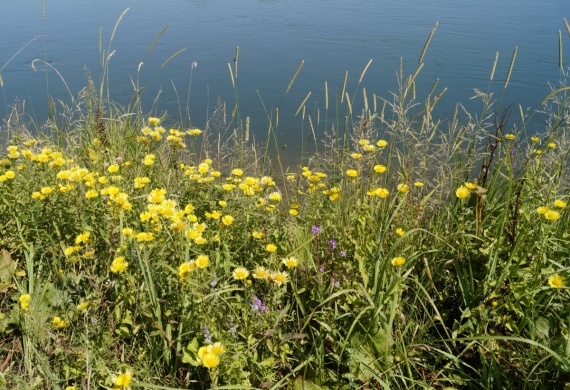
[0,0,568,158]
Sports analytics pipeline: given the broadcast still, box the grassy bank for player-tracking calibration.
[1,21,570,390]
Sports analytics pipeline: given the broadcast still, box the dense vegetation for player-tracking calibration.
[1,20,570,390]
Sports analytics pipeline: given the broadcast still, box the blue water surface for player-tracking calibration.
[0,0,568,157]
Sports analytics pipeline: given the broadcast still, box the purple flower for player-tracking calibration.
[339,250,347,257]
[251,295,267,313]
[328,239,337,249]
[203,326,212,343]
[311,225,322,235]
[319,264,326,273]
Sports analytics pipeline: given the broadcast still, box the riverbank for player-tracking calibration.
[1,65,570,389]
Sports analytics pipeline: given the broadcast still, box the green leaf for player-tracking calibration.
[292,376,322,390]
[259,357,276,367]
[182,338,201,366]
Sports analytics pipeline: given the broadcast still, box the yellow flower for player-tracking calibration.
[414,181,424,187]
[544,210,560,221]
[187,128,202,136]
[85,189,99,199]
[77,301,94,311]
[143,154,155,166]
[194,236,208,245]
[376,139,388,147]
[134,177,150,189]
[135,232,154,242]
[464,182,477,190]
[374,187,390,198]
[19,294,31,310]
[65,386,77,390]
[271,271,289,285]
[397,184,409,193]
[350,153,362,159]
[231,168,244,177]
[373,164,387,173]
[4,170,15,179]
[504,134,516,140]
[201,352,220,368]
[548,274,564,288]
[198,163,209,175]
[65,246,80,256]
[252,231,264,239]
[113,369,133,389]
[253,266,270,280]
[41,186,54,195]
[178,262,196,278]
[211,342,226,355]
[148,188,167,203]
[52,316,68,329]
[530,136,540,143]
[221,215,234,226]
[346,169,358,178]
[537,206,549,215]
[232,267,249,280]
[281,257,298,268]
[31,191,45,200]
[148,117,161,126]
[396,228,405,237]
[548,142,556,149]
[554,199,567,208]
[289,209,299,216]
[198,345,211,360]
[110,256,128,273]
[391,256,406,267]
[266,244,277,253]
[75,231,91,245]
[195,255,209,269]
[268,192,282,202]
[455,186,471,199]
[107,164,119,173]
[358,139,370,146]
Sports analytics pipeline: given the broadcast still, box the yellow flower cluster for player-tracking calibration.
[536,199,565,221]
[52,316,68,329]
[0,169,16,182]
[232,264,290,285]
[455,182,478,199]
[178,255,210,278]
[367,187,390,198]
[19,294,31,311]
[300,167,327,193]
[198,342,225,368]
[110,256,129,273]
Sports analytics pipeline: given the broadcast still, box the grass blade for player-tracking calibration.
[160,48,187,69]
[358,59,373,84]
[504,46,517,89]
[419,21,438,64]
[295,91,312,116]
[285,60,304,95]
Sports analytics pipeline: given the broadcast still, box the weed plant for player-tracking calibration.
[0,16,570,390]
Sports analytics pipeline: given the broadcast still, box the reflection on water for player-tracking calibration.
[0,0,567,158]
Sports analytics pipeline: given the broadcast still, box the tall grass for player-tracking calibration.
[0,16,569,390]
